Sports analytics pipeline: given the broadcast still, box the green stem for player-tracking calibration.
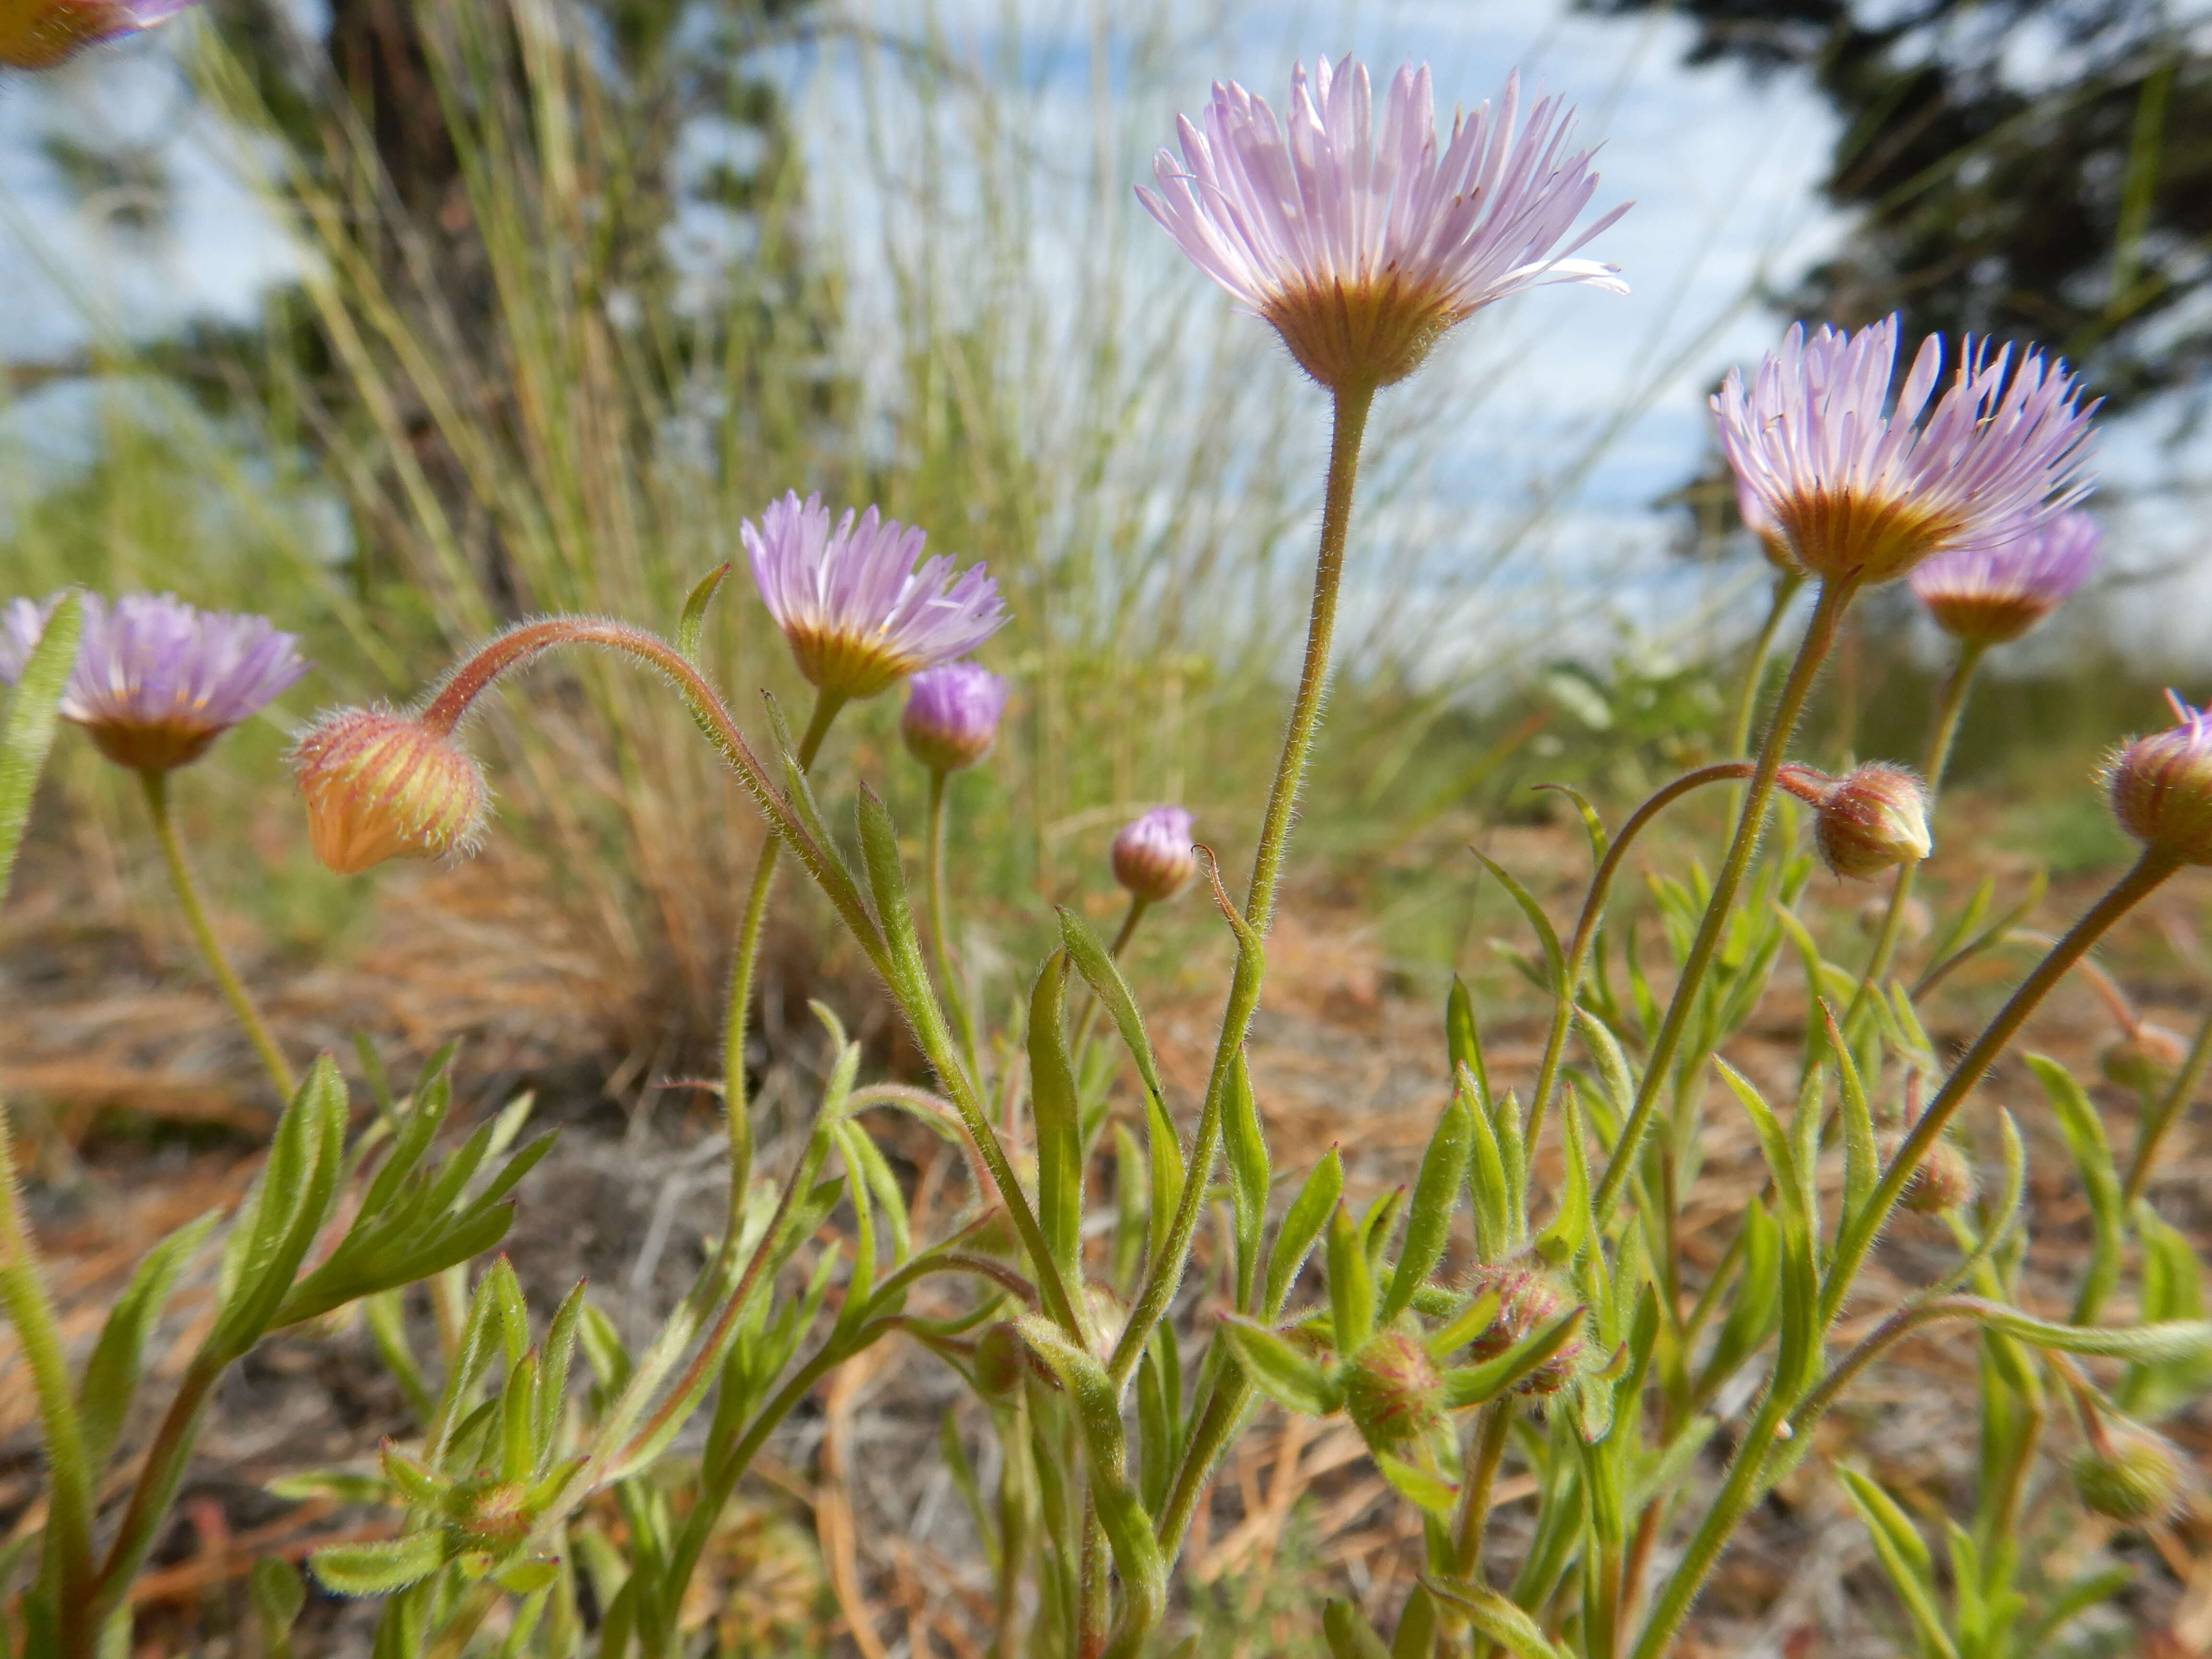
[1450,1400,1514,1578]
[1636,856,2181,1659]
[1827,847,2179,1319]
[1724,570,1805,761]
[2124,999,2212,1203]
[720,688,844,1224]
[925,769,983,1081]
[1523,762,1755,1155]
[139,770,295,1102]
[0,1111,96,1658]
[1849,639,1988,1021]
[1593,579,1857,1221]
[1105,378,1377,1393]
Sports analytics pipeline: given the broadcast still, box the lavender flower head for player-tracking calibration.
[1,0,198,69]
[1141,59,1629,391]
[1112,806,1197,903]
[2108,691,2212,866]
[744,492,1009,701]
[902,662,1009,774]
[1908,509,2100,647]
[0,592,307,771]
[1715,317,2096,589]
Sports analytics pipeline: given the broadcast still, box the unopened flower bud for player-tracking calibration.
[1458,1264,1581,1395]
[2073,1425,2186,1522]
[1880,1129,1977,1215]
[1111,806,1196,903]
[1342,1330,1446,1451]
[902,662,1009,774]
[2101,1023,2188,1092]
[2109,693,2212,866]
[972,1322,1027,1398]
[291,708,488,875]
[1791,763,1931,880]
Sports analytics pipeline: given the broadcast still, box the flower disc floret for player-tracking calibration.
[902,662,1010,774]
[1140,58,1629,390]
[0,592,308,771]
[1111,806,1197,902]
[2108,691,2212,866]
[1715,317,2096,588]
[743,492,1008,701]
[1909,510,2100,646]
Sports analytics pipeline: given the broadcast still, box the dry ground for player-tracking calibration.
[3,798,2211,1658]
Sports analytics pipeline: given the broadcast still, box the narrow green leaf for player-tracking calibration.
[76,1210,218,1466]
[1423,1575,1574,1659]
[1826,1003,1878,1230]
[1446,978,1491,1107]
[1322,1600,1393,1659]
[1217,1316,1338,1417]
[675,563,732,661]
[250,1559,307,1659]
[1714,1059,1819,1395]
[1835,1467,1958,1659]
[312,1532,448,1597]
[1972,1309,2212,1362]
[1384,1094,1471,1321]
[0,591,80,908]
[1265,1148,1342,1318]
[1472,851,1566,996]
[1058,908,1169,1109]
[1224,1050,1270,1313]
[1327,1202,1374,1358]
[1027,953,1082,1284]
[1375,1453,1457,1515]
[2030,1055,2123,1324]
[1442,1307,1585,1407]
[1460,1072,1509,1263]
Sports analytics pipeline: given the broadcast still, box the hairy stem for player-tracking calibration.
[1594,579,1856,1220]
[721,688,845,1216]
[1849,638,1987,1022]
[925,768,982,1079]
[1524,761,1755,1152]
[0,1111,96,1658]
[1724,570,1805,760]
[139,770,296,1102]
[1106,378,1377,1391]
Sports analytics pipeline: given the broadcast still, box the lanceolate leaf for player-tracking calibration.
[1027,954,1082,1285]
[76,1211,219,1467]
[1218,1316,1338,1417]
[0,590,80,910]
[1264,1148,1342,1318]
[311,1533,448,1598]
[2031,1054,2123,1324]
[1383,1094,1470,1321]
[1224,1050,1270,1313]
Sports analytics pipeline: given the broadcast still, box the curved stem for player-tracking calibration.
[1105,380,1377,1395]
[2125,999,2212,1204]
[1850,639,1988,1019]
[0,1111,95,1658]
[1523,761,1755,1152]
[1593,579,1857,1221]
[925,769,982,1081]
[720,688,844,1219]
[1827,848,2179,1318]
[1724,570,1805,761]
[139,770,295,1102]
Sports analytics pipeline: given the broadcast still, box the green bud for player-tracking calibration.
[2073,1426,2186,1522]
[1342,1330,1446,1452]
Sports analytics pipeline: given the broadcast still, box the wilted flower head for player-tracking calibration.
[1909,510,2100,647]
[0,592,307,771]
[1458,1263,1581,1395]
[744,492,1008,701]
[1716,317,2095,588]
[1140,59,1628,391]
[0,0,196,69]
[2107,691,2212,866]
[1112,806,1197,903]
[290,708,488,875]
[902,662,1010,774]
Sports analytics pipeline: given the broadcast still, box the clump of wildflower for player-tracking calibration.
[290,708,488,875]
[0,0,197,69]
[744,493,1007,701]
[2073,1423,2186,1522]
[1140,59,1628,391]
[0,592,307,772]
[1715,318,2095,589]
[1909,510,2100,647]
[902,663,1009,774]
[1458,1263,1581,1394]
[1343,1330,1446,1451]
[2107,692,2212,866]
[1111,806,1197,903]
[1879,1128,1977,1214]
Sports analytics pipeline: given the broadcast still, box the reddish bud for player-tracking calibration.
[1342,1330,1446,1451]
[1880,1129,1977,1215]
[2109,694,2212,866]
[291,708,488,875]
[1111,806,1196,903]
[1787,762,1931,880]
[1458,1264,1581,1395]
